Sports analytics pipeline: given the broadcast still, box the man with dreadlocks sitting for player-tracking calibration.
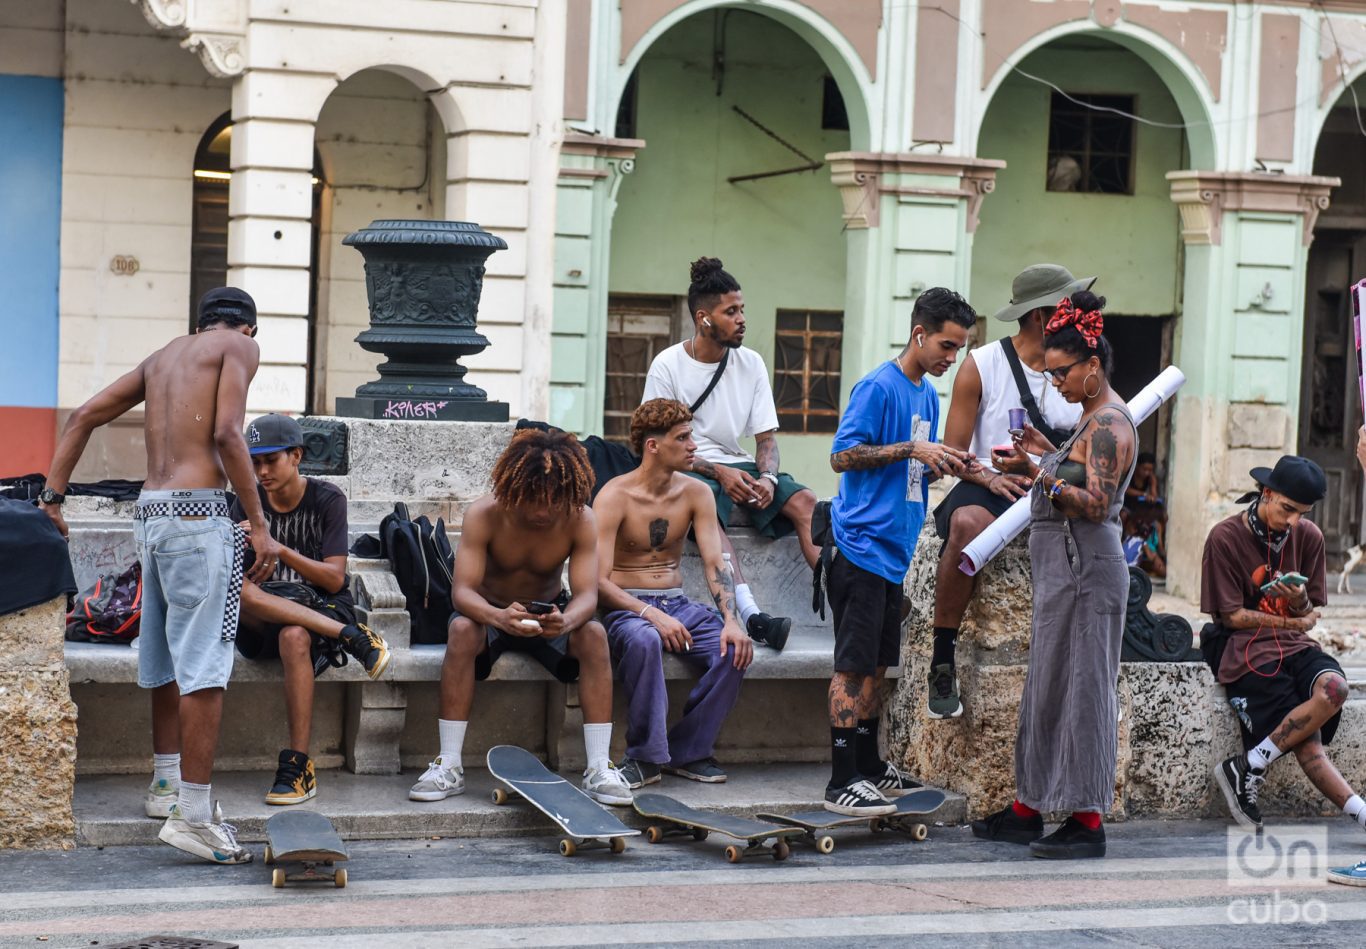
[408,429,632,805]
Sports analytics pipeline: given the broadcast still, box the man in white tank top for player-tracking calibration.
[925,265,1092,718]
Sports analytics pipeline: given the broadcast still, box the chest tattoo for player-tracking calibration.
[648,518,669,550]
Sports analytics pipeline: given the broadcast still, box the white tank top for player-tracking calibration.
[970,340,1083,473]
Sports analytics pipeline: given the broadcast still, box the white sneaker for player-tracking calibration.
[582,765,633,806]
[409,756,464,802]
[145,777,179,818]
[158,803,252,864]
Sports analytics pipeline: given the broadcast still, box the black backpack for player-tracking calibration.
[378,502,454,645]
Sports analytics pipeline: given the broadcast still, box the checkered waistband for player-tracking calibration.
[133,500,231,520]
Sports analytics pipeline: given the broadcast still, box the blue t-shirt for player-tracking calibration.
[831,360,941,584]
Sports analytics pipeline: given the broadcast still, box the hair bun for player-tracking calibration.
[690,256,725,284]
[1071,289,1107,313]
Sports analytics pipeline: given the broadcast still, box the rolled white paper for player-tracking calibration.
[957,365,1188,576]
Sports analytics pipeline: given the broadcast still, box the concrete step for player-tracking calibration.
[74,763,966,848]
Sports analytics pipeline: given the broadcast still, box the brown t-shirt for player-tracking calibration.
[1200,512,1327,684]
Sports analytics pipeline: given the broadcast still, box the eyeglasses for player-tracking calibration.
[1044,358,1088,383]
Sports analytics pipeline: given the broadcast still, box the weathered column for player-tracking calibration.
[1164,171,1338,598]
[549,134,644,434]
[0,596,77,848]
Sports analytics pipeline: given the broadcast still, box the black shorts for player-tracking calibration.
[932,479,1013,541]
[1223,648,1345,749]
[828,550,903,676]
[235,594,357,678]
[452,591,579,684]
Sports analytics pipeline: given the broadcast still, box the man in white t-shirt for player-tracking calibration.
[927,264,1090,719]
[641,257,818,651]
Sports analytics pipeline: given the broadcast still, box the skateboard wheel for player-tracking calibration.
[817,835,835,855]
[271,869,285,888]
[725,845,742,863]
[692,828,709,842]
[263,845,274,865]
[773,840,791,861]
[911,823,928,842]
[610,836,627,854]
[869,819,884,834]
[491,788,509,805]
[559,838,577,857]
[334,868,347,888]
[646,826,664,844]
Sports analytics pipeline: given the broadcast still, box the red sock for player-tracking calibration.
[1012,800,1039,819]
[1071,811,1102,830]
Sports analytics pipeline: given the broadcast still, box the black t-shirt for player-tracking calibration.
[230,478,352,607]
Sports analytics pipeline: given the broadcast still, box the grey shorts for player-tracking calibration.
[133,489,241,694]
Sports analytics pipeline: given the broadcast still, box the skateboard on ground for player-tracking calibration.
[263,810,349,888]
[757,787,947,855]
[486,744,640,857]
[632,792,803,863]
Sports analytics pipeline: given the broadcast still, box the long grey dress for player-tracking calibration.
[1014,403,1137,814]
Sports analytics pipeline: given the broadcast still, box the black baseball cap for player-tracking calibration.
[1250,455,1328,506]
[198,287,257,327]
[245,414,303,455]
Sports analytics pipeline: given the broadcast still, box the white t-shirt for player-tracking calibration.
[642,343,780,465]
[970,339,1082,473]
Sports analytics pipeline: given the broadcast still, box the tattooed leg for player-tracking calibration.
[828,672,879,727]
[1295,738,1353,809]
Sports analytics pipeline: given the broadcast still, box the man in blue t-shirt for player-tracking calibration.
[822,288,977,815]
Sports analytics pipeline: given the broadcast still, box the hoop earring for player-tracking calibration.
[1083,371,1101,400]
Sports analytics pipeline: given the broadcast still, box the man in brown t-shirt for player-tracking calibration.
[1202,456,1362,834]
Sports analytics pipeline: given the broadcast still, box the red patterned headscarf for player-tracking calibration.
[1045,296,1103,348]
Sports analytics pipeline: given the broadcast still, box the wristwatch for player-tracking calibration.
[38,487,65,506]
[760,472,779,487]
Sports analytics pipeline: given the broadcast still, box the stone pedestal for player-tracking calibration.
[0,596,77,848]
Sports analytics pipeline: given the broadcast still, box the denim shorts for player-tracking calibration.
[133,489,240,694]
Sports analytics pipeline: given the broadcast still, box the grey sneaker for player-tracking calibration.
[582,765,633,806]
[663,757,727,783]
[409,756,465,802]
[158,803,252,864]
[618,757,662,789]
[927,663,963,719]
[144,777,178,818]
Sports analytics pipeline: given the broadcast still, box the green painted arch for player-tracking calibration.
[976,22,1220,170]
[614,0,874,152]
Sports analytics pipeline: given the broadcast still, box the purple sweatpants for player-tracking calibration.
[604,591,746,766]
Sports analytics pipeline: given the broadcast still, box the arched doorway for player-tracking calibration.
[1301,74,1366,562]
[606,8,857,494]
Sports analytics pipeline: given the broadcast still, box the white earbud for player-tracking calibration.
[703,318,713,327]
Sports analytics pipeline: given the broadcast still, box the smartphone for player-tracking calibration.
[1259,572,1309,593]
[527,600,557,615]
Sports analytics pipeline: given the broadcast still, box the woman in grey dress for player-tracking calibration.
[971,289,1137,859]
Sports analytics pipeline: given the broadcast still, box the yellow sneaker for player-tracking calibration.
[264,749,316,805]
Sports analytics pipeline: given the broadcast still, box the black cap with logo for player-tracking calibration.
[244,414,304,456]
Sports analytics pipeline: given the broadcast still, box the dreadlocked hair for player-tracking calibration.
[630,398,693,456]
[491,428,594,516]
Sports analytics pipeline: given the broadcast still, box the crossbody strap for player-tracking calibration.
[1000,337,1071,445]
[688,347,730,414]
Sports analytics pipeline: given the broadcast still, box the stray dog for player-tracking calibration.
[1340,544,1364,595]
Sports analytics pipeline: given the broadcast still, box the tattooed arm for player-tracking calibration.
[1219,606,1320,632]
[755,431,780,478]
[1040,408,1135,523]
[687,480,753,670]
[830,440,969,477]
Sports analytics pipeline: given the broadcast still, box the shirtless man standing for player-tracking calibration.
[408,428,631,805]
[41,287,278,864]
[595,398,753,789]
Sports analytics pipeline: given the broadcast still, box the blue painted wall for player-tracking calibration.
[0,75,63,409]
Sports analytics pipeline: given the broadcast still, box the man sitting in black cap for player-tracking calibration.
[1203,456,1360,834]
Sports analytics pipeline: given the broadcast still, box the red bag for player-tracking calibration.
[66,561,142,644]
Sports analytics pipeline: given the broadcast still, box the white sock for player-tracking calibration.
[179,781,211,824]
[438,719,467,771]
[735,583,760,624]
[1345,795,1366,830]
[1247,737,1283,771]
[584,723,612,774]
[152,753,181,785]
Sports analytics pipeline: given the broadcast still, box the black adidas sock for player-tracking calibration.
[855,718,882,776]
[829,726,859,788]
[931,626,958,669]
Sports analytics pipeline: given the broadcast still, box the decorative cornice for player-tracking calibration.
[133,0,186,29]
[1167,171,1341,246]
[560,133,645,162]
[129,0,247,78]
[827,152,1007,230]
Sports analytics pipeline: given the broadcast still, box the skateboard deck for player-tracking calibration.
[486,744,639,856]
[757,787,947,854]
[264,810,349,887]
[633,792,802,863]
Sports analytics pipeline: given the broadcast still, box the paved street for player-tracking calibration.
[4,819,1366,947]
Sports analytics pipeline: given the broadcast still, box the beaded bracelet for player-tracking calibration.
[1048,478,1068,501]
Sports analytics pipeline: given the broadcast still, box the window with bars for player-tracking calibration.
[1045,91,1135,194]
[773,309,843,434]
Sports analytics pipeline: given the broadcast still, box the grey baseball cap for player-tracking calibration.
[992,264,1097,323]
[245,414,303,455]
